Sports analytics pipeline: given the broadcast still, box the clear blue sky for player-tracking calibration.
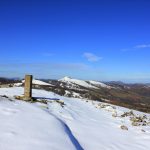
[0,0,150,82]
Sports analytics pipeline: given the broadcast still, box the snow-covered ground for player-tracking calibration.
[89,80,111,89]
[0,87,150,150]
[22,79,53,86]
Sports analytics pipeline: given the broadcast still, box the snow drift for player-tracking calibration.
[0,87,150,150]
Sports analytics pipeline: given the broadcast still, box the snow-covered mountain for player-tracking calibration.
[0,87,150,150]
[12,76,112,90]
[59,76,110,89]
[89,80,111,89]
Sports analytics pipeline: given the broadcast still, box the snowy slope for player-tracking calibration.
[59,76,112,89]
[22,79,53,86]
[0,98,75,150]
[59,76,98,89]
[89,80,111,89]
[0,87,150,150]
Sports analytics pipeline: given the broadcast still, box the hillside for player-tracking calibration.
[2,77,150,113]
[49,77,150,113]
[0,87,150,150]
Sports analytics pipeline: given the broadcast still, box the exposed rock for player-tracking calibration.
[131,122,140,126]
[0,95,9,98]
[121,111,134,117]
[56,100,65,108]
[130,115,149,126]
[120,125,128,131]
[112,112,117,117]
[141,129,146,132]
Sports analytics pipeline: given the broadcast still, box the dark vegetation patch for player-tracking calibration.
[0,77,21,85]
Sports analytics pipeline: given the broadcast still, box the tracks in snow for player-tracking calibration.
[46,110,84,150]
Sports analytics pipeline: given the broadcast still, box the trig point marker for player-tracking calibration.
[24,75,33,100]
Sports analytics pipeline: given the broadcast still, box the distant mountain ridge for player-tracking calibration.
[1,76,150,113]
[59,76,111,89]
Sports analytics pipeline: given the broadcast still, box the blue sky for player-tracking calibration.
[0,0,150,82]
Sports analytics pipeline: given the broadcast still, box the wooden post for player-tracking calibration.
[24,75,32,100]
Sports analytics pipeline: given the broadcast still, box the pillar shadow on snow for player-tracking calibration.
[33,97,60,101]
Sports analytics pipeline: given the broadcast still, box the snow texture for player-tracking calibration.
[89,80,111,88]
[22,79,53,86]
[59,76,98,89]
[0,87,150,150]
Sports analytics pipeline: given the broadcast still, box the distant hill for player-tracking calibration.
[1,76,150,113]
[0,77,21,84]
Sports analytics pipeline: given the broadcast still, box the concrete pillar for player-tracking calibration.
[24,75,32,100]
